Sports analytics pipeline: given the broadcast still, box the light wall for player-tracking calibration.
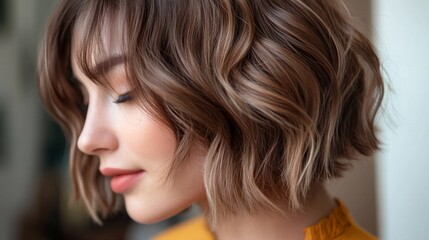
[374,0,429,239]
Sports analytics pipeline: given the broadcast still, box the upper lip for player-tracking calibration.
[100,167,143,177]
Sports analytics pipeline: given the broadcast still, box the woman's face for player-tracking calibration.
[71,37,206,224]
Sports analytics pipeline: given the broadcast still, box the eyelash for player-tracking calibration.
[78,92,133,114]
[114,91,133,103]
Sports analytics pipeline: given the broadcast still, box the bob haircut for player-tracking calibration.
[39,0,383,225]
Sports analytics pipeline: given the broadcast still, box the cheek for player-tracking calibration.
[123,114,178,170]
[117,110,208,223]
[123,144,207,224]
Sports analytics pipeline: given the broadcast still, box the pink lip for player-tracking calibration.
[100,168,144,193]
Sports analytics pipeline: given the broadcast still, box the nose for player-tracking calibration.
[77,104,118,155]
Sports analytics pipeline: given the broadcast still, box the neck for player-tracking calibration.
[197,184,336,240]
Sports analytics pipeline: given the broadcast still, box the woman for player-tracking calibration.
[38,0,383,239]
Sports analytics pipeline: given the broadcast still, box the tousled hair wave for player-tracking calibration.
[39,0,384,225]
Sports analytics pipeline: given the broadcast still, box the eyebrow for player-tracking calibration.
[92,55,126,76]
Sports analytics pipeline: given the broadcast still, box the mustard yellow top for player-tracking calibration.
[153,200,377,240]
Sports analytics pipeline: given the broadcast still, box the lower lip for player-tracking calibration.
[110,171,144,193]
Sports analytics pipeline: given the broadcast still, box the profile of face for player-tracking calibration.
[71,18,206,224]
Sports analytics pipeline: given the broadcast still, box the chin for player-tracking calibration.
[123,197,192,224]
[127,210,169,224]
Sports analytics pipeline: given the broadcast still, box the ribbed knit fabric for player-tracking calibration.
[303,199,376,240]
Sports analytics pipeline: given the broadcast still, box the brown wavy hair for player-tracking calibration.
[39,0,384,224]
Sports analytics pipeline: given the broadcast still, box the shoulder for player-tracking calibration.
[152,216,215,240]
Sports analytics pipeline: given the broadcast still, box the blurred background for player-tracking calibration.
[0,0,428,239]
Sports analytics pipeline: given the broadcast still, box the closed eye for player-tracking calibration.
[114,91,133,103]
